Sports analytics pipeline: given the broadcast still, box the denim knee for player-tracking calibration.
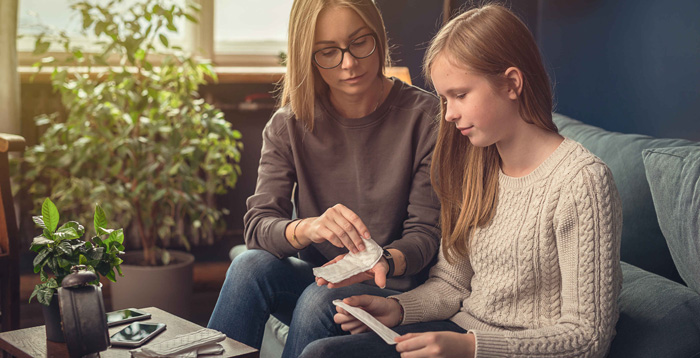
[227,249,279,281]
[295,284,346,324]
[298,337,340,358]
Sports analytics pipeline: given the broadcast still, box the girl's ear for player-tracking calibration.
[504,67,523,99]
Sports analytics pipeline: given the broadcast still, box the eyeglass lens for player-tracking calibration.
[314,34,376,69]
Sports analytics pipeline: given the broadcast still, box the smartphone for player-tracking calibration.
[110,322,166,347]
[106,308,152,327]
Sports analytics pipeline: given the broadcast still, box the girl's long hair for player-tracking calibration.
[425,4,557,263]
[280,0,391,130]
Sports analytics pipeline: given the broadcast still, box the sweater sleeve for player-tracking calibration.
[243,112,299,258]
[391,247,474,325]
[470,163,623,358]
[385,120,442,276]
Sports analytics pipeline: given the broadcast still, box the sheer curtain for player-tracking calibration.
[0,0,20,134]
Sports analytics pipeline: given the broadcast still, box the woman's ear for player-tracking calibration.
[504,67,523,99]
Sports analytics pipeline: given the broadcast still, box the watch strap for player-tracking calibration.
[382,249,395,278]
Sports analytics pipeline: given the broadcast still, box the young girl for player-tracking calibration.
[299,4,623,358]
[208,0,442,357]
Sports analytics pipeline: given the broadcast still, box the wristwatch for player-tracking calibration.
[382,249,395,278]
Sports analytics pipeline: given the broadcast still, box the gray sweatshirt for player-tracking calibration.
[244,79,441,282]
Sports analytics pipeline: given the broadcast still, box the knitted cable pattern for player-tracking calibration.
[395,138,622,358]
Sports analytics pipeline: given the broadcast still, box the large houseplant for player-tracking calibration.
[29,197,125,341]
[17,0,242,267]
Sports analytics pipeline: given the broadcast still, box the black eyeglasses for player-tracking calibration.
[312,33,377,69]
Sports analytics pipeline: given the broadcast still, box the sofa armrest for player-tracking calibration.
[609,262,700,357]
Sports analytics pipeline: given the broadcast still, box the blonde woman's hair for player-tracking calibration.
[280,0,391,130]
[425,4,558,263]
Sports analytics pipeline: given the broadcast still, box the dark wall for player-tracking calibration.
[378,1,700,141]
[538,0,700,140]
[376,0,444,89]
[377,1,539,90]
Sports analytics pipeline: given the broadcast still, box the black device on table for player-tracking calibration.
[106,308,152,327]
[110,322,167,347]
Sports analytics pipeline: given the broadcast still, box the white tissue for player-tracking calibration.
[313,238,383,283]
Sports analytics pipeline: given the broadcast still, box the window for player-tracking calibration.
[214,0,293,55]
[17,0,292,66]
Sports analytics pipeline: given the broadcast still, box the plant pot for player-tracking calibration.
[41,293,64,342]
[110,250,195,319]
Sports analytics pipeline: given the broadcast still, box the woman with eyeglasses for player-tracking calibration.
[207,0,441,357]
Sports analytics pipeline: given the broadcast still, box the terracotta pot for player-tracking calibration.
[110,251,194,319]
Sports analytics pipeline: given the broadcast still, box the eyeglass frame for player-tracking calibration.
[312,33,378,69]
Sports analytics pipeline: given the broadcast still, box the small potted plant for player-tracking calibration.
[29,198,125,342]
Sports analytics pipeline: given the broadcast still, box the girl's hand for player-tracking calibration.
[316,255,390,288]
[333,295,403,334]
[394,332,475,358]
[300,204,370,254]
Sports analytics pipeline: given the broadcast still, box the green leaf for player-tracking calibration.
[104,228,124,245]
[33,40,50,55]
[42,228,55,241]
[79,254,87,265]
[184,13,198,23]
[33,215,46,229]
[94,204,107,233]
[31,235,54,247]
[57,241,73,256]
[106,269,116,282]
[37,288,54,306]
[33,248,51,269]
[46,278,58,289]
[54,227,79,241]
[40,269,48,282]
[41,198,59,232]
[29,286,40,303]
[159,34,169,48]
[57,257,71,268]
[88,247,105,261]
[59,221,85,238]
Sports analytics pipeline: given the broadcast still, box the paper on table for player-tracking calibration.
[333,299,399,345]
[313,238,383,283]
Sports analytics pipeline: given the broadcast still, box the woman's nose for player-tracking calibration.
[340,52,358,70]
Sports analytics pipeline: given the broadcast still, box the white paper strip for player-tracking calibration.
[333,299,400,345]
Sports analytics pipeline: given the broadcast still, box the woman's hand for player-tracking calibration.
[394,332,475,358]
[333,295,403,334]
[299,204,370,254]
[316,255,390,288]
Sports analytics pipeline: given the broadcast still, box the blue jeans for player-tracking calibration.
[298,320,467,358]
[207,249,400,358]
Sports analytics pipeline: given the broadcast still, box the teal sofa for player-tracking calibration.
[233,113,700,358]
[554,113,700,357]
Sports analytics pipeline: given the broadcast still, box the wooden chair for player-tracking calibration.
[0,133,25,332]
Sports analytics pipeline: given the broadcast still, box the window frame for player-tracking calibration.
[16,0,285,67]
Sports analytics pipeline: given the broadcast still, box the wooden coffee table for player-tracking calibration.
[0,307,258,358]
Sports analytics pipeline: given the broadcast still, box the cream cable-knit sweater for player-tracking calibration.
[393,138,623,358]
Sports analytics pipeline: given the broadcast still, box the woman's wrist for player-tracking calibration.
[286,218,310,249]
[386,248,407,277]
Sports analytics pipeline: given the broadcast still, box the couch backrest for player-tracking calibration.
[553,113,700,282]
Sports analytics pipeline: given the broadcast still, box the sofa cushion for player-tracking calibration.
[608,262,700,357]
[643,146,700,295]
[553,113,700,282]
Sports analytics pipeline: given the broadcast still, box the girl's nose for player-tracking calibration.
[444,102,459,122]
